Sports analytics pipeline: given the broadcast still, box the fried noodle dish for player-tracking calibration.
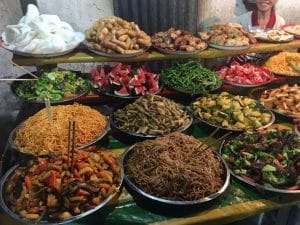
[13,104,108,155]
[124,132,225,201]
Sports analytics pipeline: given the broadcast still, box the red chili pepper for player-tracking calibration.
[49,170,60,191]
[77,188,90,196]
[24,176,32,190]
[34,158,47,175]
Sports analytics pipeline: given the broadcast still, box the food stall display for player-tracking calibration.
[1,7,300,225]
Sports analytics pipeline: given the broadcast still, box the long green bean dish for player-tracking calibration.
[222,129,300,190]
[161,61,222,95]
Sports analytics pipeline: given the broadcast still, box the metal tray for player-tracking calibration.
[152,44,206,55]
[248,81,300,119]
[10,71,89,105]
[0,158,123,225]
[121,144,230,206]
[1,32,84,58]
[281,24,300,39]
[83,42,148,58]
[190,98,275,132]
[110,105,193,139]
[8,116,110,157]
[219,136,300,194]
[94,84,163,99]
[208,43,250,50]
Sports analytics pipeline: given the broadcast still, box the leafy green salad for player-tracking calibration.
[15,70,89,101]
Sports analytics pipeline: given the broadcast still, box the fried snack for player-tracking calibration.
[259,84,300,117]
[13,104,108,155]
[85,16,151,54]
[151,28,207,52]
[199,23,256,46]
[264,52,300,76]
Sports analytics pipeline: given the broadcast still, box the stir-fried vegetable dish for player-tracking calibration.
[161,61,222,95]
[192,92,272,130]
[15,69,89,101]
[222,129,300,190]
[5,148,122,221]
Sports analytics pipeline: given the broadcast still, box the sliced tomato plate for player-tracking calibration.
[214,61,276,87]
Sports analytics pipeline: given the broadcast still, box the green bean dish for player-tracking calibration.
[161,61,222,95]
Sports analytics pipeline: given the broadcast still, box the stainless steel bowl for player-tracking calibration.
[110,104,193,140]
[219,135,300,195]
[0,162,123,225]
[9,116,110,157]
[121,144,230,209]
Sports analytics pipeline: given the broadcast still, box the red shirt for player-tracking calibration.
[251,10,276,29]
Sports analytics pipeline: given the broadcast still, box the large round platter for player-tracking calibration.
[11,72,89,105]
[8,116,110,157]
[208,42,250,50]
[152,45,205,55]
[254,30,294,43]
[255,35,294,43]
[121,144,230,206]
[190,99,275,132]
[1,32,84,58]
[83,42,148,58]
[248,81,300,119]
[110,106,193,139]
[94,84,163,99]
[222,78,275,88]
[219,134,300,194]
[0,160,123,225]
[281,24,300,39]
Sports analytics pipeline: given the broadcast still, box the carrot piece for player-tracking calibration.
[49,170,60,191]
[286,185,300,190]
[24,176,32,190]
[241,175,255,183]
[77,188,90,196]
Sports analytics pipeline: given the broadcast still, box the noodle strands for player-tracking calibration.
[13,104,108,155]
[124,132,225,201]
